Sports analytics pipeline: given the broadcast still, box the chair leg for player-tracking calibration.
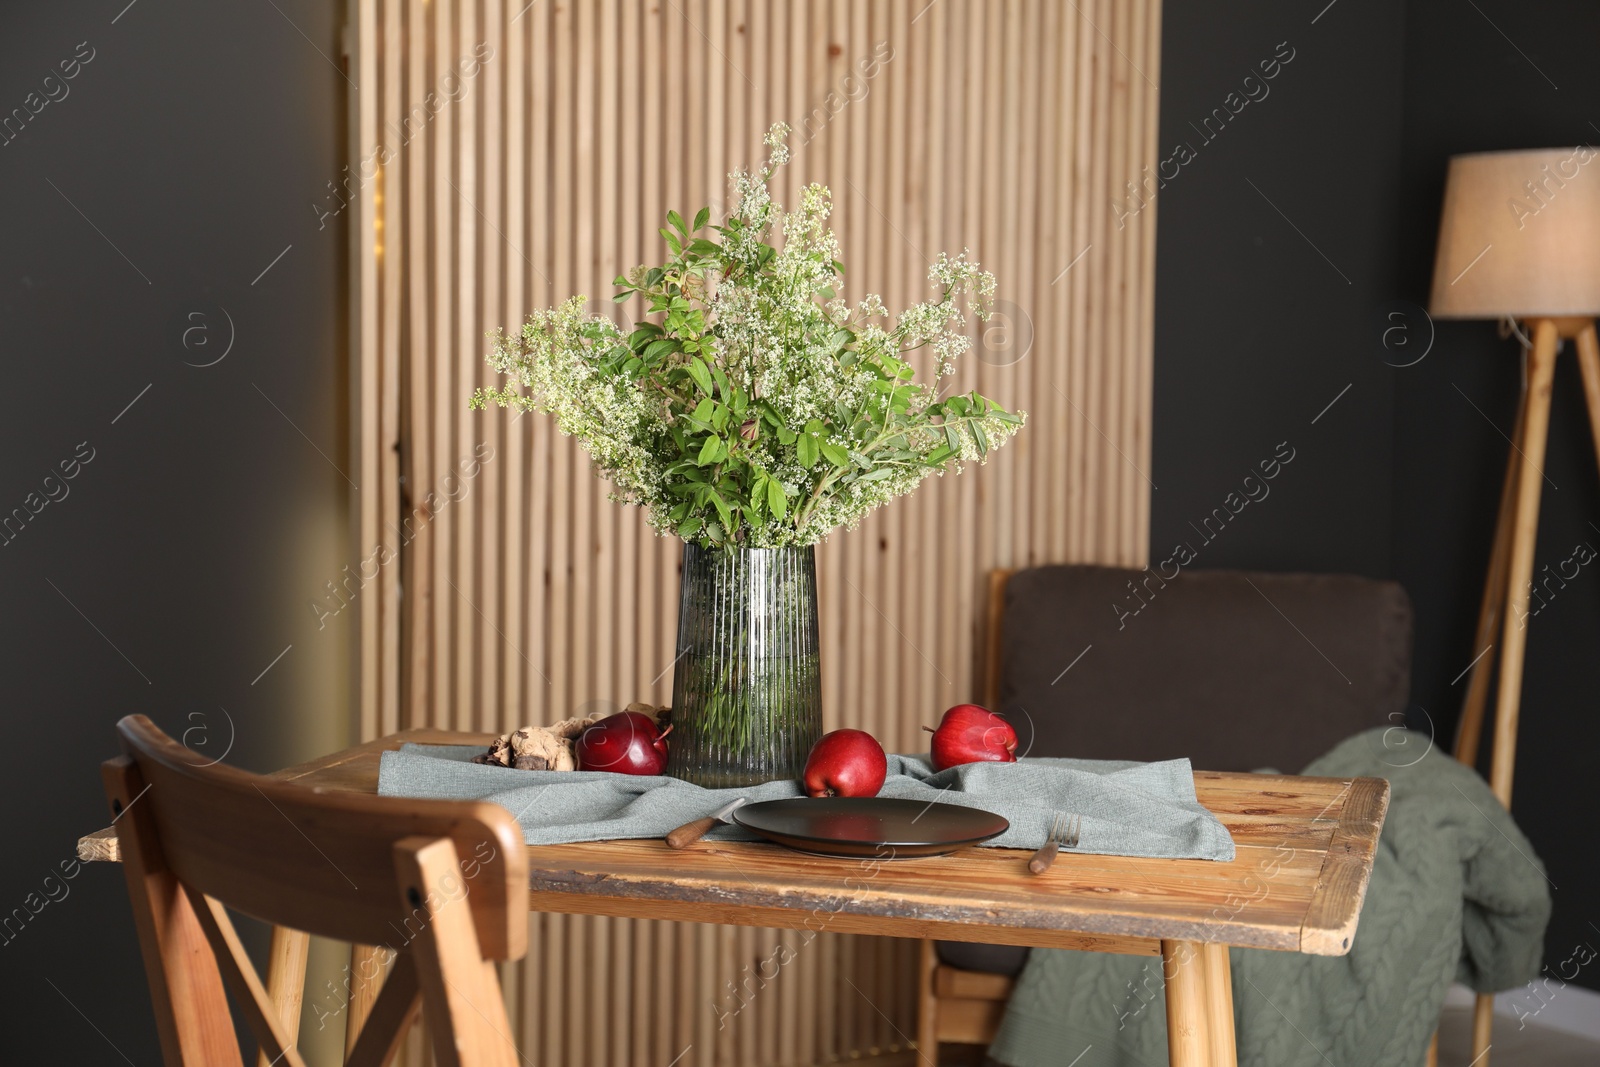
[394,835,521,1067]
[259,926,311,1067]
[1471,993,1495,1067]
[917,939,939,1063]
[345,951,424,1067]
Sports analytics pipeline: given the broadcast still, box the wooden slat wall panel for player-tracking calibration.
[351,2,1161,1063]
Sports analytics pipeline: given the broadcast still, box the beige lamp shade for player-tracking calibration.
[1429,147,1600,318]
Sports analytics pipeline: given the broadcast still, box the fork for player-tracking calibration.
[1028,813,1081,874]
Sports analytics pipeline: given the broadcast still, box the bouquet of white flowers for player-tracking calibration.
[474,122,1023,548]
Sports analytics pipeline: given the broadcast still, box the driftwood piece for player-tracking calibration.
[471,704,671,772]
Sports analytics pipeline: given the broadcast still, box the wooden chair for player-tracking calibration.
[102,714,528,1067]
[918,565,1416,1061]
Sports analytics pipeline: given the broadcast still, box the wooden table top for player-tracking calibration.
[83,728,1388,958]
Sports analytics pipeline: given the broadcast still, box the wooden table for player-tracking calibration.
[81,729,1389,1067]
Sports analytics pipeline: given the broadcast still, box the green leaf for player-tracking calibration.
[660,228,683,255]
[677,517,704,539]
[857,468,894,483]
[776,425,797,446]
[692,398,716,424]
[819,442,850,467]
[698,436,723,466]
[925,444,955,466]
[710,491,734,531]
[945,423,962,451]
[767,478,788,519]
[687,358,715,396]
[693,206,710,231]
[970,422,990,458]
[667,209,687,234]
[797,433,819,469]
[689,238,721,256]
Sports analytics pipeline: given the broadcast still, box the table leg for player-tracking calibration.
[916,938,939,1059]
[258,926,310,1067]
[1162,939,1211,1067]
[1201,943,1236,1067]
[346,943,391,1057]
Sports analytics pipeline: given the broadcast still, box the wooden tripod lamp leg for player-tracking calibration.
[1467,317,1562,1067]
[1488,317,1558,804]
[1455,381,1528,765]
[1573,321,1600,472]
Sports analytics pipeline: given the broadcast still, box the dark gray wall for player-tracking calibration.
[0,1,351,1061]
[1155,0,1600,992]
[1150,0,1405,581]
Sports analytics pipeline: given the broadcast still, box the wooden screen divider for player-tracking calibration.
[348,1,1161,1063]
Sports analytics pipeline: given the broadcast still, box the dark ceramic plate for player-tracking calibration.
[732,797,1009,858]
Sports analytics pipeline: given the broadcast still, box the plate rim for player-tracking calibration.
[731,795,1009,850]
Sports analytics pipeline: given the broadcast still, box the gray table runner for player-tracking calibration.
[378,744,1235,861]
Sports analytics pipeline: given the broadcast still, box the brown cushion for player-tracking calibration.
[999,565,1413,773]
[936,565,1412,977]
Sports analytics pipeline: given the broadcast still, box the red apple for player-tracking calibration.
[924,704,1017,771]
[575,711,671,775]
[803,729,888,798]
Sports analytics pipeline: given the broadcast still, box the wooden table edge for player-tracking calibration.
[79,730,1391,959]
[1297,775,1390,955]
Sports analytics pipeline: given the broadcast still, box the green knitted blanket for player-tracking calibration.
[989,728,1551,1067]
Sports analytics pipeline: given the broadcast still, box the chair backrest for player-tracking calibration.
[104,714,528,1067]
[988,565,1413,773]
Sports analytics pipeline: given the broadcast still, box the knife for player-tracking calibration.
[666,797,749,849]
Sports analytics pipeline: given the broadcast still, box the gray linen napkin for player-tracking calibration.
[377,744,1234,861]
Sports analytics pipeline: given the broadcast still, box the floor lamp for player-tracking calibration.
[1429,148,1600,1066]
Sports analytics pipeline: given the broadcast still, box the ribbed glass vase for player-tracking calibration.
[667,542,823,788]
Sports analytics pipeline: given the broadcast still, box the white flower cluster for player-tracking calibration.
[474,124,1024,547]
